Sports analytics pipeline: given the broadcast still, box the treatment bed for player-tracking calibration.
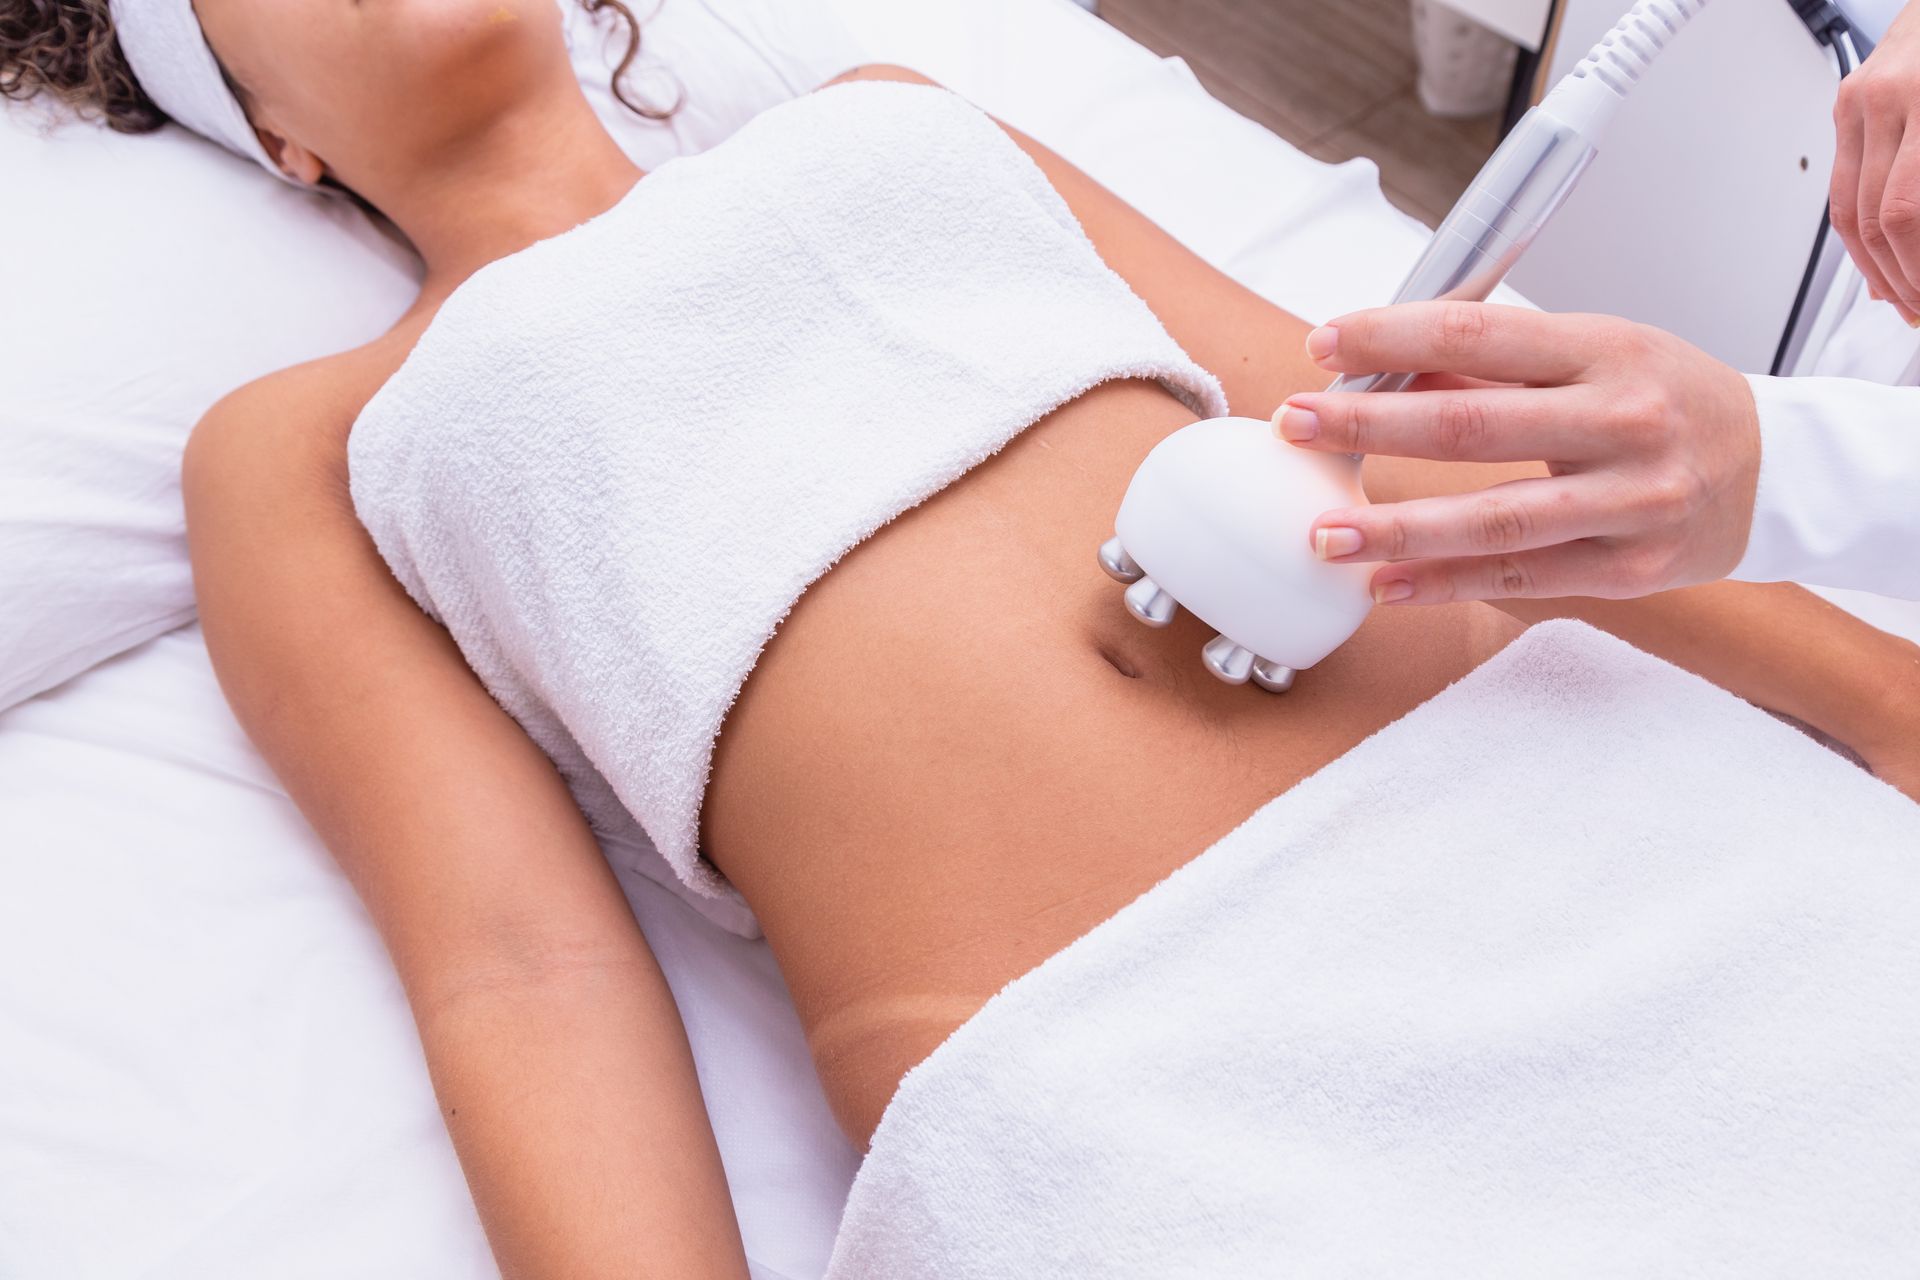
[4,1,1917,1276]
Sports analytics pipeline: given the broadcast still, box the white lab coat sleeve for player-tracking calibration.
[1728,373,1920,599]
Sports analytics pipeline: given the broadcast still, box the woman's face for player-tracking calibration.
[192,0,576,187]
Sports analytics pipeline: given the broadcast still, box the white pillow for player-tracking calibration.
[0,0,861,713]
[0,117,421,712]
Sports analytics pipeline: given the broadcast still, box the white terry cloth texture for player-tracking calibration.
[349,79,1227,937]
[828,620,1920,1279]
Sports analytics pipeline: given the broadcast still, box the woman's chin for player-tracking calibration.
[388,0,569,92]
[387,5,575,135]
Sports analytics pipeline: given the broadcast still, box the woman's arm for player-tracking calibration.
[183,361,750,1279]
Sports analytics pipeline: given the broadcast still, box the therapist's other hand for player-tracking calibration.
[1832,1,1920,324]
[1275,302,1761,604]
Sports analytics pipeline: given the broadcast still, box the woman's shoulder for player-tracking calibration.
[184,321,425,507]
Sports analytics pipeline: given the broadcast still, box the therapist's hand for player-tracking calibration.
[1275,302,1761,604]
[1831,0,1920,325]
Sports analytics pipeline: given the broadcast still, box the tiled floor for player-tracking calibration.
[1098,0,1506,225]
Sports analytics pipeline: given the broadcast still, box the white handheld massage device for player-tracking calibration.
[1098,0,1710,692]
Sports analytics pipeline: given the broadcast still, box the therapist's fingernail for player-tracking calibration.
[1315,526,1363,560]
[1372,578,1414,605]
[1305,325,1339,362]
[1277,402,1321,443]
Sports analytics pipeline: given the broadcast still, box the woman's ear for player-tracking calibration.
[251,116,326,186]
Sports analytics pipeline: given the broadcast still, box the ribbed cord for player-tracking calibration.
[1571,0,1709,97]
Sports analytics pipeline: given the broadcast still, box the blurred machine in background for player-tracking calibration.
[1506,0,1920,384]
[1510,0,1841,374]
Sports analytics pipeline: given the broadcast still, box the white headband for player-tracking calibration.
[108,0,297,182]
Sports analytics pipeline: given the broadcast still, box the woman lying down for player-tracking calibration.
[22,1,1920,1274]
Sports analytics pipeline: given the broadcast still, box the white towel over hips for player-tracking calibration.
[347,80,1227,936]
[827,621,1920,1278]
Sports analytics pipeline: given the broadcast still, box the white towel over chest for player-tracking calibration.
[348,81,1226,935]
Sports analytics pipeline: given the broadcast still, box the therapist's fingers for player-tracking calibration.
[1363,538,1664,606]
[1305,302,1604,387]
[1305,475,1625,566]
[1876,125,1920,310]
[1830,82,1893,307]
[1286,304,1762,603]
[1276,386,1603,462]
[1854,109,1920,320]
[1831,5,1920,320]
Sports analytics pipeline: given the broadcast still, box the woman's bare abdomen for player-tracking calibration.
[704,378,1520,1146]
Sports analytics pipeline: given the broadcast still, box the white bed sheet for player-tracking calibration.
[0,2,1767,1277]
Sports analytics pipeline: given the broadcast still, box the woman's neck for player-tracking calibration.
[365,88,644,304]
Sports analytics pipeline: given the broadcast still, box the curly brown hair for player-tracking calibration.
[0,0,161,132]
[0,0,676,135]
[582,0,682,121]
